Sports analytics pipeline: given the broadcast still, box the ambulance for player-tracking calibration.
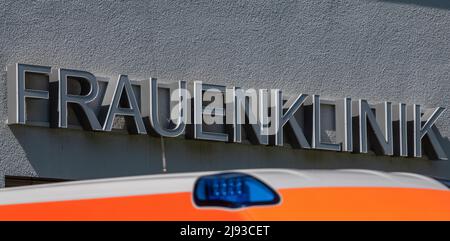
[0,168,449,221]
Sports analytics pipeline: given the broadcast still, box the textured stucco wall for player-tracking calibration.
[0,0,449,187]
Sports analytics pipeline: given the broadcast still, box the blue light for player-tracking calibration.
[193,172,280,208]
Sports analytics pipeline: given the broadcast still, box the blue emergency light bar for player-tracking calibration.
[193,172,281,209]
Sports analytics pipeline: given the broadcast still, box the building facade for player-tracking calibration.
[0,0,449,187]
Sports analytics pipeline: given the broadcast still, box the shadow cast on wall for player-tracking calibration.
[9,125,163,180]
[9,124,450,180]
[381,0,450,9]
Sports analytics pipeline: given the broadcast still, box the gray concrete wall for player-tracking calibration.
[0,0,449,187]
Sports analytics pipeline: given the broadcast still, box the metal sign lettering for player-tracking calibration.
[7,63,448,160]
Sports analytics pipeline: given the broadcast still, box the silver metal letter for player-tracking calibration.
[191,81,228,142]
[393,103,408,157]
[7,63,51,124]
[51,68,102,130]
[312,95,341,151]
[353,99,393,155]
[141,78,187,137]
[408,105,447,160]
[226,87,269,145]
[273,91,308,147]
[335,97,352,152]
[102,75,147,134]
